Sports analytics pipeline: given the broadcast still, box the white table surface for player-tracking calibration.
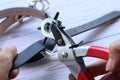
[0,0,120,80]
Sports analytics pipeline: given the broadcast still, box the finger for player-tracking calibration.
[68,73,76,80]
[87,60,107,77]
[9,68,19,79]
[0,45,17,59]
[106,39,120,73]
[0,45,17,69]
[0,45,17,80]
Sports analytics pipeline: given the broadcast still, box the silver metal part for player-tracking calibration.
[44,22,51,32]
[41,18,55,39]
[58,46,80,78]
[41,50,59,61]
[74,46,89,57]
[58,47,75,61]
[61,51,68,58]
[29,0,50,11]
[57,39,63,45]
[67,62,81,78]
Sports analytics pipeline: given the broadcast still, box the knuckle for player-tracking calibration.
[1,53,13,62]
[0,54,13,67]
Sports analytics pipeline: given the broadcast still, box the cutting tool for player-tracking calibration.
[38,13,109,80]
[10,11,120,80]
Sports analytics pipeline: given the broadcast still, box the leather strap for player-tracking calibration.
[0,16,16,35]
[66,11,120,37]
[0,7,46,35]
[11,38,55,70]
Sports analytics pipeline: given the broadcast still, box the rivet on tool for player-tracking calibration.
[62,52,68,58]
[57,39,63,45]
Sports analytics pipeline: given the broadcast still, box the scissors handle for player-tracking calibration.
[77,46,109,80]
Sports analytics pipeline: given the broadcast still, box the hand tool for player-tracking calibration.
[39,14,109,80]
[11,11,120,79]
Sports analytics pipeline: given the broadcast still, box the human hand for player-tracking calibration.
[69,39,120,80]
[0,46,19,80]
[69,60,120,80]
[68,60,107,80]
[106,39,120,73]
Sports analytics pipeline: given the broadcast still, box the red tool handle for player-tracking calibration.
[78,46,109,80]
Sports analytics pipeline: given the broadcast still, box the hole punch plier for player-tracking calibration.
[40,14,109,80]
[11,11,120,79]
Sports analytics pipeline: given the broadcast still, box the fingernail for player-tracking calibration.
[106,59,113,71]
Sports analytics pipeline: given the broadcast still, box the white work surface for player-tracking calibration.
[0,0,120,80]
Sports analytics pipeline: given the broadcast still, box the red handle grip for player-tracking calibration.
[86,46,109,60]
[78,46,109,80]
[78,69,94,80]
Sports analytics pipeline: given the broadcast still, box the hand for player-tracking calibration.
[69,60,107,80]
[69,60,120,80]
[0,46,19,80]
[69,39,120,80]
[106,39,120,73]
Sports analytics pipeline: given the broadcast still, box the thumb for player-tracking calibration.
[106,39,120,73]
[0,45,17,80]
[0,45,17,70]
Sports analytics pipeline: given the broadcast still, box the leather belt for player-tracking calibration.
[0,7,46,35]
[66,11,120,37]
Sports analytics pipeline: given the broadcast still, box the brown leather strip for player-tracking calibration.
[0,7,46,35]
[0,7,46,19]
[0,16,16,35]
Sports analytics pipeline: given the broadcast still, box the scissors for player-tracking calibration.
[11,11,120,80]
